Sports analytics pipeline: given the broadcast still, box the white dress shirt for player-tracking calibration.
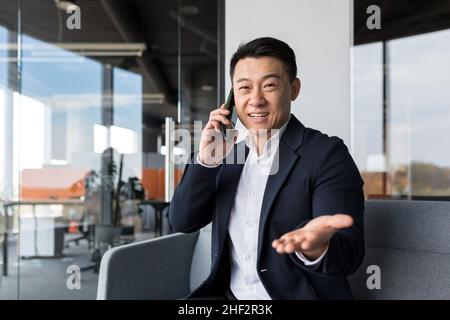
[198,116,328,299]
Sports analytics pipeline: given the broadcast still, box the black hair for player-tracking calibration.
[229,37,297,82]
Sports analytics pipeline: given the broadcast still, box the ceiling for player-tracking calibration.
[0,0,219,126]
[354,0,450,45]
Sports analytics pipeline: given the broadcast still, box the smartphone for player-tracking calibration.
[220,89,235,142]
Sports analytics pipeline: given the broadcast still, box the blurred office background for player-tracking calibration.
[0,0,449,299]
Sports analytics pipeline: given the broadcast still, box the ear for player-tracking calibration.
[290,78,301,101]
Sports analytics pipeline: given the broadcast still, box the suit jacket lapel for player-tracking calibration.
[257,115,305,258]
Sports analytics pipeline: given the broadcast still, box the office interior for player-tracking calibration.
[0,0,450,300]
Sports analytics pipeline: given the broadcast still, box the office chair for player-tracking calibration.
[65,220,95,249]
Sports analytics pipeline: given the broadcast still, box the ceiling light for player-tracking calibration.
[54,0,76,11]
[0,42,147,58]
[201,85,214,92]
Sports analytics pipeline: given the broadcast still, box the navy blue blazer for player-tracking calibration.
[169,114,365,300]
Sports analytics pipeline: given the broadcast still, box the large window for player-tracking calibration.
[353,2,450,199]
[388,30,450,197]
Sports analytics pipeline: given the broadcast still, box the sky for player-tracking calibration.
[353,28,450,170]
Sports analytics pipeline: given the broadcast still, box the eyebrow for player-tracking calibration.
[235,73,281,83]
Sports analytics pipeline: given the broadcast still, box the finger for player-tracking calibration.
[212,122,221,133]
[274,236,296,254]
[218,103,230,113]
[204,119,216,130]
[275,238,286,246]
[210,114,231,126]
[277,240,297,254]
[272,238,286,247]
[274,228,301,247]
[275,243,286,254]
[211,105,230,116]
[205,120,222,133]
[285,234,307,253]
[284,242,297,254]
[279,232,296,243]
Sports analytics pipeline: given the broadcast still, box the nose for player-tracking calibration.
[249,88,266,108]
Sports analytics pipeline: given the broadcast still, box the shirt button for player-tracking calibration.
[246,221,253,228]
[245,254,251,260]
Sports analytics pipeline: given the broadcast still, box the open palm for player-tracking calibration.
[272,214,353,260]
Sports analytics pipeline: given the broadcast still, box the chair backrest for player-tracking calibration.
[349,200,450,299]
[189,224,212,291]
[97,232,199,299]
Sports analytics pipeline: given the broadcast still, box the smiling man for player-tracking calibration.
[169,37,365,300]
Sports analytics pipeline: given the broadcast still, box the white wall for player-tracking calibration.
[225,0,352,148]
[0,87,13,199]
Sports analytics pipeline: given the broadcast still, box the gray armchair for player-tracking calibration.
[97,224,212,299]
[348,199,450,299]
[97,200,450,300]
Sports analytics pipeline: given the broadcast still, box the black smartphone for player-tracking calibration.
[220,89,235,142]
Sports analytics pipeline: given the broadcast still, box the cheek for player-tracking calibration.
[266,96,284,114]
[235,96,249,114]
[270,92,290,112]
[235,104,245,117]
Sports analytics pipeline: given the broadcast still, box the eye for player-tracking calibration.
[239,86,249,90]
[264,83,277,90]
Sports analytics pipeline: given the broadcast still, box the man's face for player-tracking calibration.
[232,56,300,132]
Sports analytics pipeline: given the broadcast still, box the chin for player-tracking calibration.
[246,124,271,133]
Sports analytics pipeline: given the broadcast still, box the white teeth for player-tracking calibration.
[249,113,268,117]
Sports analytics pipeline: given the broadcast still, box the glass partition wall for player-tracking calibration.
[0,0,220,299]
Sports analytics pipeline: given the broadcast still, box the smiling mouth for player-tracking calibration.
[248,112,269,118]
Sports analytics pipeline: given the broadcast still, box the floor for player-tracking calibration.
[0,231,171,299]
[0,234,101,300]
[0,205,170,299]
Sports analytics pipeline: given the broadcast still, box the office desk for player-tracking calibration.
[2,199,84,276]
[19,216,66,258]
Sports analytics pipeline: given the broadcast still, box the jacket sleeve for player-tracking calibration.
[168,153,222,233]
[289,138,365,277]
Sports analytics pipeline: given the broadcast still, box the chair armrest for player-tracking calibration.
[97,231,199,300]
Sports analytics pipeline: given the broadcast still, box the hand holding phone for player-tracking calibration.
[198,89,237,166]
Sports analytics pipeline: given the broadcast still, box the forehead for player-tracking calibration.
[233,57,286,81]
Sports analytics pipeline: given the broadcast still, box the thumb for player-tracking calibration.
[327,214,353,230]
